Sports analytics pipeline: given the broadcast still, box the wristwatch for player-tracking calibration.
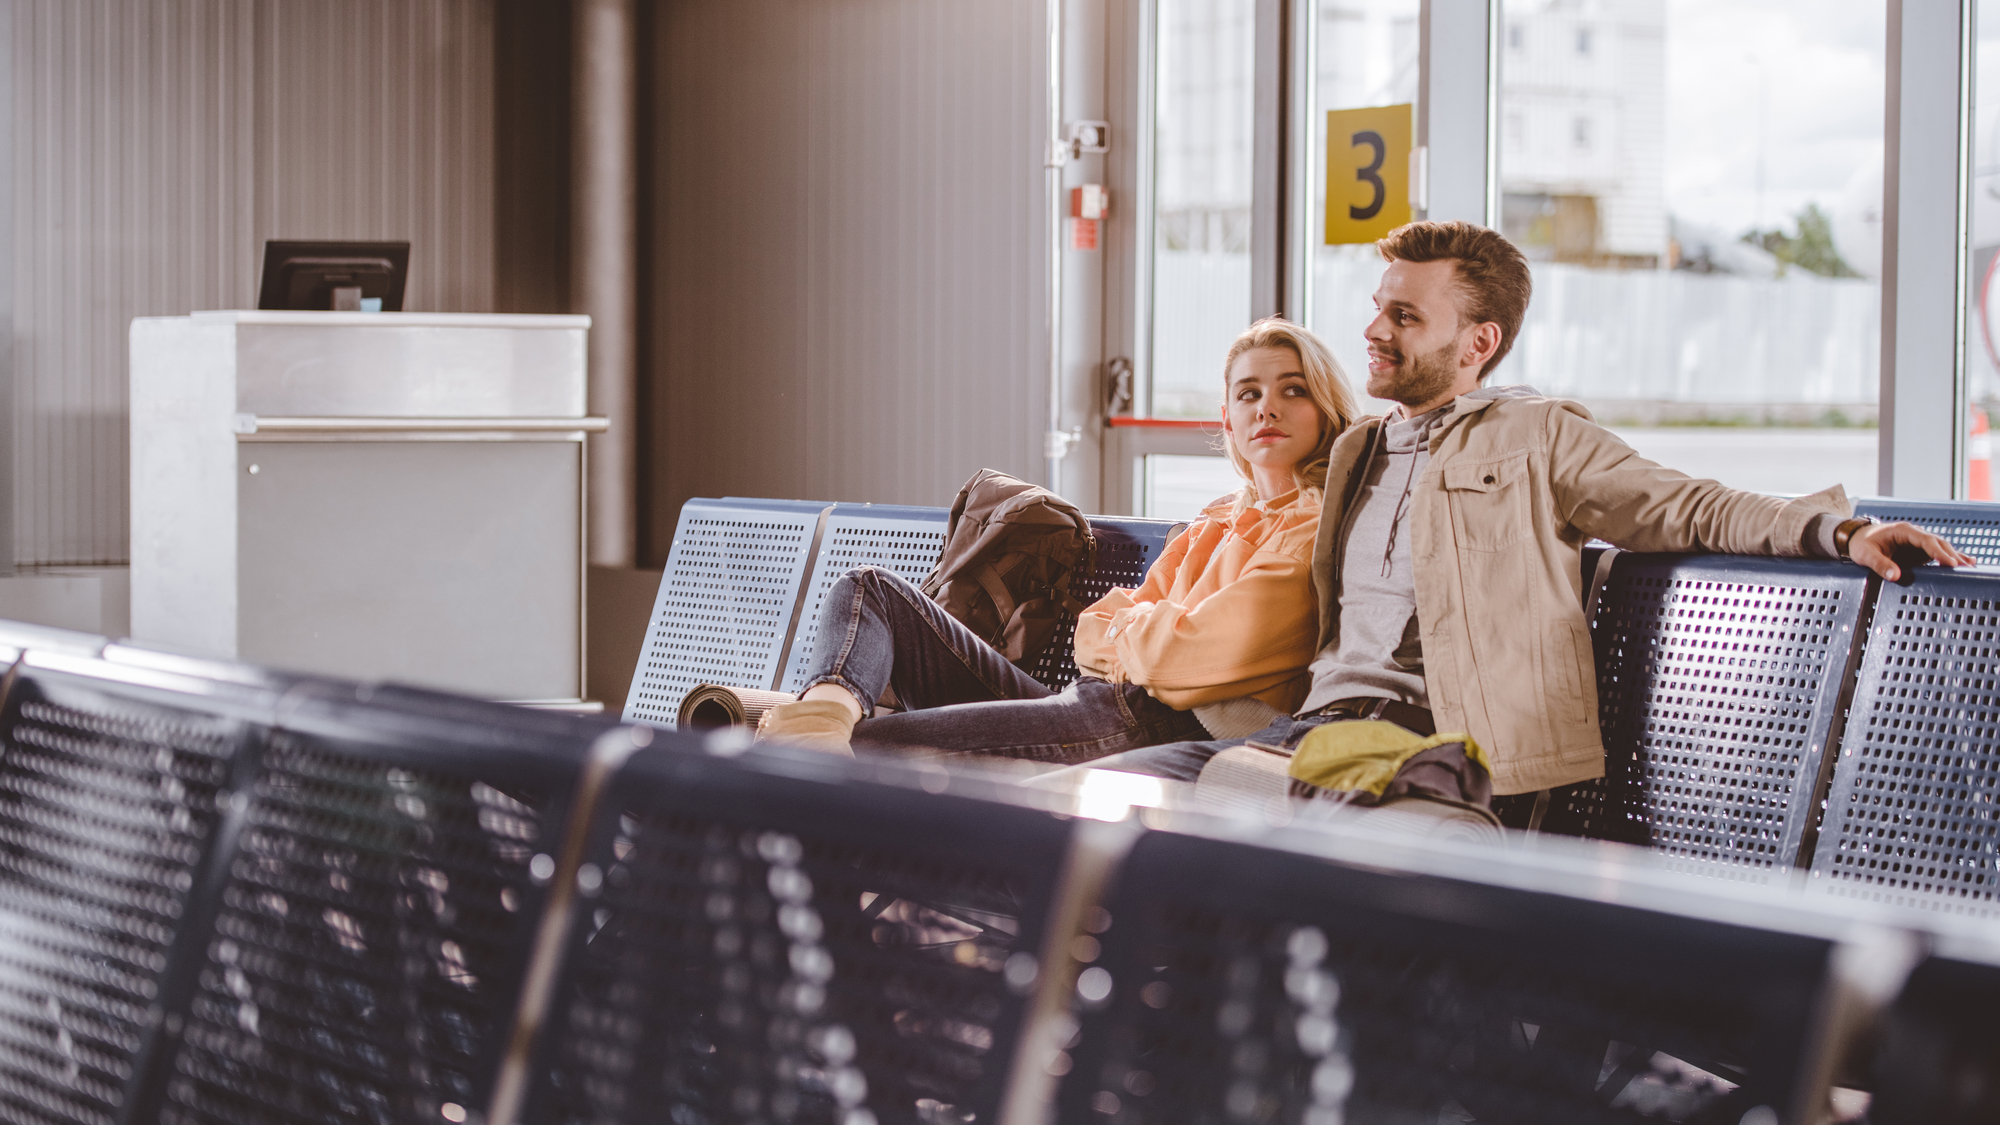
[1833,516,1876,561]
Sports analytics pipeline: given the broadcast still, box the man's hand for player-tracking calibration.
[1849,521,1976,583]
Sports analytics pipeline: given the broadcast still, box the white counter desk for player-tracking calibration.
[131,311,602,705]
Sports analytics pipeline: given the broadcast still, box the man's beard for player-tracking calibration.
[1367,337,1460,407]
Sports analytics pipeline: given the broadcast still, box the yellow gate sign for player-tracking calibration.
[1325,104,1413,244]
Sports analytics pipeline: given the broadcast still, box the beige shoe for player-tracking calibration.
[755,699,858,756]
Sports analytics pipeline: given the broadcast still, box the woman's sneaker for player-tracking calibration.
[755,699,858,756]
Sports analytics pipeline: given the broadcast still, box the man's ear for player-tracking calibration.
[1463,322,1502,371]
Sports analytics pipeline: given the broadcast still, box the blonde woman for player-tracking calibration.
[758,317,1360,761]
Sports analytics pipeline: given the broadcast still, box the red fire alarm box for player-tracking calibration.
[1070,184,1107,251]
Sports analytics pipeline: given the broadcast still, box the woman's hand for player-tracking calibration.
[1849,521,1975,583]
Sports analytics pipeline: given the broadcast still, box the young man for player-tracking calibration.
[1089,220,1971,800]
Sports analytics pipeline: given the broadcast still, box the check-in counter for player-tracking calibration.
[130,311,601,704]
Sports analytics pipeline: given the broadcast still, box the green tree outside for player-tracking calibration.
[1742,203,1861,279]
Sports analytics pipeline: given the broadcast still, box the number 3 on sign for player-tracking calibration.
[1325,104,1413,244]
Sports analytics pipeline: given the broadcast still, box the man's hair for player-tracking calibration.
[1376,221,1532,380]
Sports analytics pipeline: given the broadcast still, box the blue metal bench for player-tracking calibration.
[1870,946,2000,1123]
[624,498,1184,726]
[1058,817,1849,1124]
[0,635,281,1125]
[1809,566,2000,917]
[513,736,1076,1125]
[0,628,613,1125]
[1854,496,2000,566]
[1026,515,1183,691]
[1517,552,1872,880]
[2,618,1994,1124]
[776,503,951,694]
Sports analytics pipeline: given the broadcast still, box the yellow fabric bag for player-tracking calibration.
[1287,719,1494,804]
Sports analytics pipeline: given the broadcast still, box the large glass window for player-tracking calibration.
[1142,454,1245,519]
[1498,0,1884,498]
[1966,0,2000,498]
[1150,0,1258,418]
[1305,0,1420,414]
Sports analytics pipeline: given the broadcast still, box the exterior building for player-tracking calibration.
[1499,0,1667,267]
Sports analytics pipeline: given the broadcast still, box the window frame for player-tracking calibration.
[1107,0,1975,511]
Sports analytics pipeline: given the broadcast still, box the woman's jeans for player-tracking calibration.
[800,567,1206,764]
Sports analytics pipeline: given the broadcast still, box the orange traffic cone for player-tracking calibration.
[1973,407,1993,501]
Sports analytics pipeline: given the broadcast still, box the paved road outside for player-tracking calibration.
[1144,429,1888,522]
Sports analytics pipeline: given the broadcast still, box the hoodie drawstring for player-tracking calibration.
[1381,446,1420,578]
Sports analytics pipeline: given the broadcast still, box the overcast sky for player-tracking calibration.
[1662,0,1885,236]
[1659,0,2000,242]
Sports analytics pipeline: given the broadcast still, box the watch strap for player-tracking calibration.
[1834,516,1875,560]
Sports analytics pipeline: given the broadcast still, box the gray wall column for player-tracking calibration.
[1250,0,1290,319]
[0,1,15,575]
[574,0,638,565]
[1419,0,1497,226]
[1880,0,1973,498]
[1283,0,1314,323]
[1056,0,1109,509]
[646,0,1048,555]
[1107,0,1154,422]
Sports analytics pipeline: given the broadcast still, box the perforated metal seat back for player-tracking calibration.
[523,743,1073,1125]
[625,499,828,726]
[1854,497,2000,566]
[1027,516,1182,691]
[1546,554,1867,876]
[778,505,948,693]
[1061,830,1834,1125]
[149,684,597,1125]
[0,650,274,1125]
[1810,569,2000,916]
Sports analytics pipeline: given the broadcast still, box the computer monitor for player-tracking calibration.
[256,240,409,312]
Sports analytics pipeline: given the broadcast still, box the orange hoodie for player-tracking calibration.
[1072,487,1321,713]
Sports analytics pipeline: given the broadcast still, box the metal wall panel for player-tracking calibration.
[10,0,498,567]
[12,0,255,566]
[253,0,497,317]
[647,0,1050,566]
[492,0,572,317]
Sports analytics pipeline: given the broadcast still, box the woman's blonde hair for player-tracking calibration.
[1219,317,1359,512]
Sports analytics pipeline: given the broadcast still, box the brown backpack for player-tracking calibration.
[922,469,1098,671]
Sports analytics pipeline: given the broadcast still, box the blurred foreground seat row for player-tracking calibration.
[0,621,1996,1125]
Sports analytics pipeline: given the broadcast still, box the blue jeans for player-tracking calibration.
[801,567,1207,764]
[1078,712,1344,782]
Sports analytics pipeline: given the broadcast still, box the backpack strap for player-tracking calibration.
[971,562,1018,634]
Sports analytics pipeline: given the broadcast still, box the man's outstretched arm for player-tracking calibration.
[1545,403,1972,575]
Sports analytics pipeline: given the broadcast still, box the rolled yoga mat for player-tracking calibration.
[677,684,797,730]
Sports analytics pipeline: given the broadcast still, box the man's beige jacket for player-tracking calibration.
[1311,391,1849,795]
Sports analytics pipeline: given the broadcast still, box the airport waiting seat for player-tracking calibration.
[1058,822,1847,1124]
[0,620,615,1125]
[625,497,1183,725]
[776,503,950,693]
[1853,496,2000,566]
[1533,553,1870,877]
[1025,515,1181,691]
[1868,947,2000,1124]
[514,737,1076,1125]
[624,498,830,728]
[16,615,2000,1123]
[138,682,611,1125]
[1809,567,2000,917]
[0,637,283,1125]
